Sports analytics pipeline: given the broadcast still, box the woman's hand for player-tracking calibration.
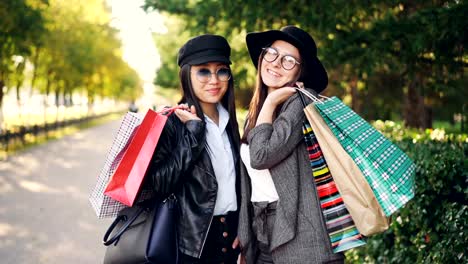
[232,237,246,264]
[256,82,302,125]
[232,236,241,249]
[174,104,202,123]
[265,86,296,106]
[265,81,302,107]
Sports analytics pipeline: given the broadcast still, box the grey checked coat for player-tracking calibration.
[238,90,345,264]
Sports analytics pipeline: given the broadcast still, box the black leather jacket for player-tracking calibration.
[145,113,240,258]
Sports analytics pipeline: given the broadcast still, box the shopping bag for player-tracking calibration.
[304,104,389,236]
[89,112,149,218]
[104,107,177,207]
[302,119,366,252]
[313,96,416,216]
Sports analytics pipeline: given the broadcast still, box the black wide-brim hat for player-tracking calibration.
[246,25,328,93]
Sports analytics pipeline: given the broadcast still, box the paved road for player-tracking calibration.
[0,119,121,263]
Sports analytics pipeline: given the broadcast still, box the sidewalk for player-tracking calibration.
[0,119,120,263]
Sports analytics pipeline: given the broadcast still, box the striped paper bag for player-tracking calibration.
[302,120,366,252]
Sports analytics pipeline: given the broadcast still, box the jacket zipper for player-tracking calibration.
[196,165,217,258]
[199,214,214,258]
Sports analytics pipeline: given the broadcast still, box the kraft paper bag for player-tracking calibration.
[304,105,390,236]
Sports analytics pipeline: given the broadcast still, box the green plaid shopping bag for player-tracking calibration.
[314,97,416,216]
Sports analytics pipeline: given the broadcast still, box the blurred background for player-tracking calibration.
[0,0,466,263]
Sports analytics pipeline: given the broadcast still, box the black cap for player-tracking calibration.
[177,34,231,67]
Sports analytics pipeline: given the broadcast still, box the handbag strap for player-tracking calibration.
[102,195,177,247]
[103,206,146,246]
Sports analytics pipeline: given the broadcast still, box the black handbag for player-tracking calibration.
[102,195,179,264]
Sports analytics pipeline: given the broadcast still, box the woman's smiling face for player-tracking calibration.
[260,40,301,92]
[190,62,230,108]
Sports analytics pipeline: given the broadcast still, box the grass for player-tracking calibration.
[0,112,124,160]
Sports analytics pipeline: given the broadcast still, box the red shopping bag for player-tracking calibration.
[104,107,178,206]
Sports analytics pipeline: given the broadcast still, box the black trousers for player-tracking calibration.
[180,211,240,264]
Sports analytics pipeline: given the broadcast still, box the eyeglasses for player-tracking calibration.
[262,47,301,70]
[193,68,232,83]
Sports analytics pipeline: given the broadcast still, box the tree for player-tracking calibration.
[0,0,47,128]
[144,0,468,128]
[152,13,190,89]
[0,0,143,129]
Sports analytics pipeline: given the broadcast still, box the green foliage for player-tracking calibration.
[152,13,190,89]
[0,0,142,105]
[38,0,142,102]
[144,0,468,129]
[0,0,47,81]
[345,124,468,263]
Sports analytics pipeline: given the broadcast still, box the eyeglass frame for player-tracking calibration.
[191,67,232,83]
[261,47,301,70]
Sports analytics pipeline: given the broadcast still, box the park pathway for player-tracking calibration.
[0,119,121,263]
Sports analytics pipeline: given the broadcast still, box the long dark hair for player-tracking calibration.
[178,64,240,151]
[241,45,307,143]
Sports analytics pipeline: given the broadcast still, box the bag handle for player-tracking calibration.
[102,194,177,246]
[103,206,146,246]
[295,87,322,103]
[158,106,184,116]
[297,90,308,108]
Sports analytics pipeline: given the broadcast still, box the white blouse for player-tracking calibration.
[240,144,279,203]
[204,104,237,215]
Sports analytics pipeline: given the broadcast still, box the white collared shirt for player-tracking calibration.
[204,104,237,215]
[240,144,279,203]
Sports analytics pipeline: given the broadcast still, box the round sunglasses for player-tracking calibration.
[193,68,232,83]
[262,47,301,70]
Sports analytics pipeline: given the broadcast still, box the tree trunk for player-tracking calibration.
[350,76,361,114]
[0,79,4,130]
[15,61,25,126]
[44,74,51,125]
[55,86,61,123]
[404,72,426,128]
[30,47,40,97]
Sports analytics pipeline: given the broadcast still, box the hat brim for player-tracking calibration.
[187,54,231,66]
[246,30,328,93]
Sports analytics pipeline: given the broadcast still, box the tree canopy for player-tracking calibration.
[0,0,142,127]
[144,0,467,129]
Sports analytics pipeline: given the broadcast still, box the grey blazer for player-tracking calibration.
[238,90,345,264]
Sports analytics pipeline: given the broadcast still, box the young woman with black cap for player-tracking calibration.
[238,26,345,263]
[145,34,241,263]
